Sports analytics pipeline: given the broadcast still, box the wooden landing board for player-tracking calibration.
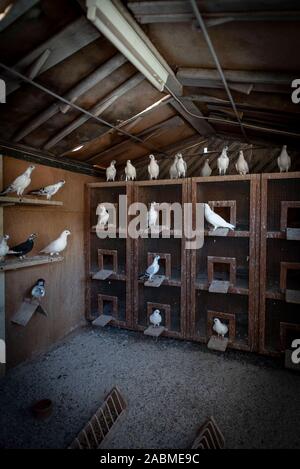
[11,299,47,326]
[92,270,113,280]
[209,280,230,294]
[144,325,166,337]
[286,289,300,304]
[208,228,229,237]
[144,275,165,287]
[285,350,300,371]
[0,195,63,206]
[286,228,300,240]
[92,314,113,327]
[0,255,63,271]
[207,336,228,352]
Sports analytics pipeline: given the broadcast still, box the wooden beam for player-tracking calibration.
[177,68,295,86]
[0,140,103,176]
[13,53,127,142]
[43,73,145,150]
[170,99,214,136]
[0,0,40,32]
[87,115,183,163]
[4,16,101,95]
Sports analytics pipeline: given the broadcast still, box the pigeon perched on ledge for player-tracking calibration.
[0,165,35,197]
[235,150,249,175]
[9,233,37,259]
[277,145,291,172]
[125,160,136,181]
[200,159,212,177]
[148,202,158,229]
[96,204,109,227]
[40,230,71,256]
[148,154,159,180]
[217,147,229,175]
[169,154,179,179]
[139,255,160,282]
[31,279,46,300]
[176,153,187,178]
[106,160,116,182]
[213,318,228,339]
[29,180,65,200]
[204,203,235,231]
[150,309,162,327]
[0,234,10,261]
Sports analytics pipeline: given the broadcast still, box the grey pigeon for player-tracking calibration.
[29,180,65,200]
[31,279,46,300]
[0,165,35,197]
[140,255,160,282]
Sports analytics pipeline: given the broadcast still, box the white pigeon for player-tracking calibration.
[148,154,159,180]
[150,309,162,328]
[106,160,117,181]
[277,145,291,173]
[204,203,235,231]
[148,202,158,228]
[201,159,212,177]
[217,147,229,175]
[176,153,187,178]
[169,154,179,179]
[213,318,228,339]
[125,160,136,181]
[140,255,160,282]
[0,165,35,197]
[29,180,65,200]
[96,204,109,227]
[40,230,71,256]
[0,234,10,261]
[235,150,249,175]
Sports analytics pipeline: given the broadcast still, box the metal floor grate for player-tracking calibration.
[69,387,126,449]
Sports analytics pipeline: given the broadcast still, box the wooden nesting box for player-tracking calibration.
[260,172,300,355]
[189,175,260,352]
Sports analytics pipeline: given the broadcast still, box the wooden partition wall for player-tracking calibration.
[86,173,300,356]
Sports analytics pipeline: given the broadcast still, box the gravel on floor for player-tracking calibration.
[0,326,299,449]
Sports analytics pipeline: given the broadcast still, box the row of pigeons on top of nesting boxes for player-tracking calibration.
[105,145,292,181]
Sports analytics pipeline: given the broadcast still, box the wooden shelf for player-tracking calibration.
[0,255,64,271]
[0,196,63,207]
[90,271,127,282]
[138,277,181,287]
[195,276,249,295]
[204,229,250,238]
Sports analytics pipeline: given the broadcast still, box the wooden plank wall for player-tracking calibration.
[3,156,100,367]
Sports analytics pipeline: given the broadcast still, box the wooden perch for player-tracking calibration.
[11,298,47,327]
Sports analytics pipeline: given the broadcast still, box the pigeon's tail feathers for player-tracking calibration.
[0,186,12,196]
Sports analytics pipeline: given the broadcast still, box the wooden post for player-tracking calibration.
[0,155,5,375]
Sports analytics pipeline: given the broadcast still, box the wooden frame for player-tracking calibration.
[259,172,300,356]
[280,201,300,232]
[280,262,300,292]
[280,322,300,351]
[207,256,236,286]
[98,249,118,273]
[98,294,118,317]
[208,200,236,226]
[132,179,188,339]
[85,181,134,328]
[190,174,260,352]
[207,310,236,342]
[147,302,171,329]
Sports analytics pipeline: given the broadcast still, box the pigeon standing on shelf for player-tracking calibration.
[148,202,158,229]
[200,159,212,177]
[176,153,187,178]
[277,145,291,173]
[31,279,46,300]
[204,203,235,231]
[169,154,179,179]
[0,165,35,197]
[217,147,229,175]
[0,234,10,261]
[9,233,37,259]
[106,160,117,182]
[148,154,159,180]
[40,230,71,256]
[235,150,249,175]
[96,204,109,227]
[150,309,162,328]
[29,180,65,200]
[140,255,160,282]
[125,160,136,181]
[213,318,228,339]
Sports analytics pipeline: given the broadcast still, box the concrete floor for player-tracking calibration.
[0,326,300,449]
